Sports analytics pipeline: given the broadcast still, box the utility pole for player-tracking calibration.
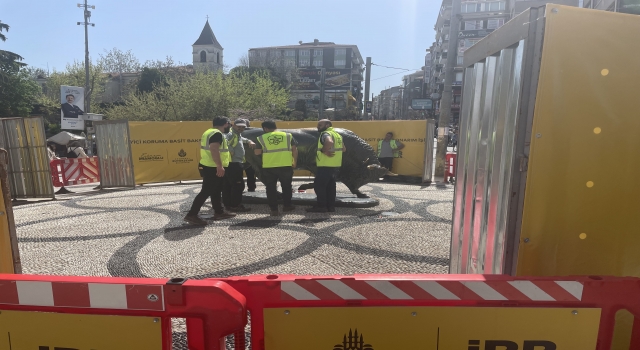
[434,0,461,183]
[77,0,95,113]
[319,68,326,120]
[363,57,371,120]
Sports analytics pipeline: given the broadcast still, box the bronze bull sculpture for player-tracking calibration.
[242,128,388,198]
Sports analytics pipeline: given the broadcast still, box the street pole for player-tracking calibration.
[363,57,371,120]
[77,0,95,113]
[319,68,326,120]
[434,0,461,183]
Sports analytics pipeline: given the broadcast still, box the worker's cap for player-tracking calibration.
[234,120,247,127]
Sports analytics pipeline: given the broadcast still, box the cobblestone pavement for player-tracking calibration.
[14,180,454,348]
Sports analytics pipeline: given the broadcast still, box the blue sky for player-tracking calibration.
[1,0,438,96]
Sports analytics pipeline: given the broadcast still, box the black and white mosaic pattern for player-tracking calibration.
[14,181,454,349]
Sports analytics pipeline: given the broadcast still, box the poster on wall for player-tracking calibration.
[60,85,85,130]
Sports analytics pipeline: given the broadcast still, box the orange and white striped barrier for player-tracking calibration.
[50,157,100,187]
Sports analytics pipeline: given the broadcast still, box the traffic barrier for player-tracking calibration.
[218,274,640,349]
[0,274,246,350]
[445,152,456,182]
[49,157,100,187]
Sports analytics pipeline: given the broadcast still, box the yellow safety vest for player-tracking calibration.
[257,131,293,168]
[200,128,230,168]
[317,127,343,168]
[377,139,400,158]
[228,132,245,162]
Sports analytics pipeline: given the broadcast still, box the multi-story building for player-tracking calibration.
[428,0,583,125]
[378,86,403,120]
[247,40,364,111]
[400,71,425,119]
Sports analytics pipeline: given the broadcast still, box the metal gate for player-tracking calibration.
[94,120,135,189]
[0,117,54,199]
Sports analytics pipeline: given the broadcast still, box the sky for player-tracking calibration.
[1,0,439,97]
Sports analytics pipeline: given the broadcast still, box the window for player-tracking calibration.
[335,48,347,56]
[487,18,505,29]
[457,56,464,65]
[284,50,296,57]
[313,59,323,67]
[269,50,278,57]
[217,52,220,63]
[299,58,310,67]
[461,2,480,12]
[485,1,506,11]
[259,51,267,57]
[455,72,464,82]
[464,20,483,30]
[285,60,296,67]
[299,50,310,56]
[334,59,346,67]
[200,51,206,62]
[314,49,323,56]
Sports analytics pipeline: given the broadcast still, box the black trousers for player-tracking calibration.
[262,166,293,210]
[379,157,394,172]
[244,165,256,191]
[314,167,339,209]
[188,166,225,215]
[222,162,245,208]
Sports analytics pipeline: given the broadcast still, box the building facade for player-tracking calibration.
[427,0,587,126]
[192,20,224,72]
[248,40,364,111]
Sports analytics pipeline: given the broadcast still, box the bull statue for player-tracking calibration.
[242,128,389,198]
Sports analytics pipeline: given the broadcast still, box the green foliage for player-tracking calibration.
[0,20,26,84]
[31,95,63,136]
[137,67,167,94]
[0,68,39,117]
[107,70,290,121]
[294,99,307,113]
[44,60,107,113]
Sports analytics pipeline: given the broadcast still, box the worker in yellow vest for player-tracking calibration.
[254,120,298,216]
[307,119,346,213]
[184,116,236,225]
[377,132,404,180]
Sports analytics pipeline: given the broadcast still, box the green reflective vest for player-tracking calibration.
[317,127,343,168]
[377,139,400,158]
[257,131,293,168]
[200,128,230,168]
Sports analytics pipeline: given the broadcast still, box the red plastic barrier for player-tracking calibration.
[50,157,100,187]
[0,274,246,350]
[445,152,456,182]
[217,274,640,350]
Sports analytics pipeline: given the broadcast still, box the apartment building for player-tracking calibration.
[247,40,364,110]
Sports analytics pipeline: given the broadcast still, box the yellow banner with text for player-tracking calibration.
[129,120,428,184]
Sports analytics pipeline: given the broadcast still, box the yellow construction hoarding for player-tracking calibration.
[264,306,600,350]
[0,310,162,349]
[129,120,428,184]
[516,6,640,277]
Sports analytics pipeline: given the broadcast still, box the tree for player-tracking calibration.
[0,20,38,117]
[107,70,290,121]
[99,48,141,100]
[0,68,39,117]
[137,67,167,94]
[44,60,107,113]
[0,20,26,83]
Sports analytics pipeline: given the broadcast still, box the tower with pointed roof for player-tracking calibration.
[192,20,223,72]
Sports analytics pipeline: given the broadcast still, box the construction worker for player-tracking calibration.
[377,132,404,178]
[307,119,346,213]
[254,120,298,216]
[241,119,257,192]
[184,116,236,225]
[223,119,255,212]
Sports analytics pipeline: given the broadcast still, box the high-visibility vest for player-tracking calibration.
[228,132,245,162]
[257,131,293,168]
[200,128,230,168]
[377,139,400,158]
[316,127,343,168]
